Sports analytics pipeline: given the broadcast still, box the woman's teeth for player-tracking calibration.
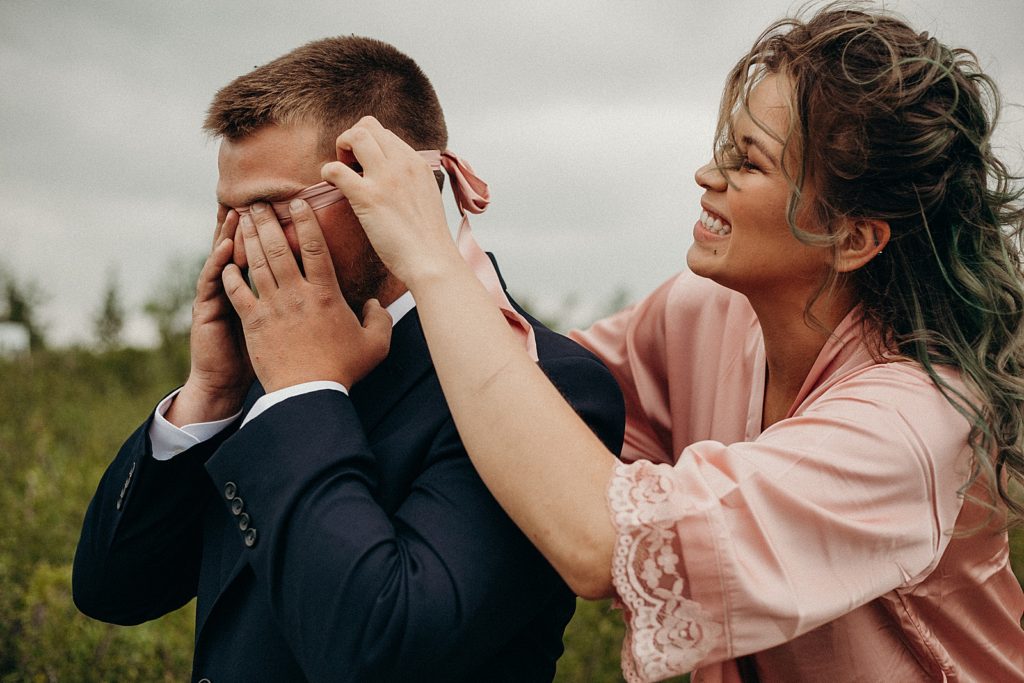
[700,210,732,236]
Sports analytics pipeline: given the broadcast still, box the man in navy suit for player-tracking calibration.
[72,36,624,682]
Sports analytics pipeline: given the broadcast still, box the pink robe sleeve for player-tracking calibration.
[570,277,679,466]
[606,366,970,681]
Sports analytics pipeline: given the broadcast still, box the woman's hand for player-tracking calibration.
[321,117,462,288]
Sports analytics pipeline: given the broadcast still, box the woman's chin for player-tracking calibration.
[685,242,724,279]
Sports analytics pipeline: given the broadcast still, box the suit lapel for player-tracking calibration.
[196,308,432,642]
[349,308,432,433]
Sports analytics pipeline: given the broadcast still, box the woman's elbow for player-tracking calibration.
[560,542,617,600]
[566,563,616,600]
[570,573,616,600]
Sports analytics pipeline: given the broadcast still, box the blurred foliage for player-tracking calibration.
[0,266,48,351]
[0,346,192,681]
[92,270,126,351]
[0,281,1021,681]
[553,600,689,683]
[143,255,202,356]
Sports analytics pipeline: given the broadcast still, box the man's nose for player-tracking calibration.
[694,161,727,192]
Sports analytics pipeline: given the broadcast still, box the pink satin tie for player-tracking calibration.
[434,150,538,362]
[237,150,538,361]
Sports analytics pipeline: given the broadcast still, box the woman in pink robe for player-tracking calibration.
[315,5,1024,681]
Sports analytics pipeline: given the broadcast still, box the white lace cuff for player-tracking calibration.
[608,459,724,682]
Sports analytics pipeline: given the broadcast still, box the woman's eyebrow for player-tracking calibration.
[740,134,779,167]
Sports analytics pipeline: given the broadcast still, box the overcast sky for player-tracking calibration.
[2,0,1022,345]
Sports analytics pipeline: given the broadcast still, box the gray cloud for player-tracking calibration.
[2,0,1022,343]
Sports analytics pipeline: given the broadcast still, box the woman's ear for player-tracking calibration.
[836,218,890,273]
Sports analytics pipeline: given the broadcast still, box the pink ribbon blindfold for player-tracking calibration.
[237,150,538,361]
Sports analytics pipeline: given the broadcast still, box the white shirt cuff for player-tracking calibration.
[241,381,349,427]
[148,381,350,460]
[149,389,242,461]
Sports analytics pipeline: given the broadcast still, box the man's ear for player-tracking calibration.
[835,218,890,273]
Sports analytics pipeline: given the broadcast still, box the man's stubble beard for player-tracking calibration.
[340,241,391,319]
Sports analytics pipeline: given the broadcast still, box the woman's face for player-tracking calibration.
[687,73,831,305]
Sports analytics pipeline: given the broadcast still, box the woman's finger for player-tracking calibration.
[321,158,364,197]
[335,117,389,170]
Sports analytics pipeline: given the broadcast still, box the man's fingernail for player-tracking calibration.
[240,214,253,228]
[290,199,304,212]
[250,202,266,213]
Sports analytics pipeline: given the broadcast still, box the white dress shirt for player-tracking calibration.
[149,291,416,461]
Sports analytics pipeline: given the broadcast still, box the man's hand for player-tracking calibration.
[221,199,392,392]
[166,208,254,427]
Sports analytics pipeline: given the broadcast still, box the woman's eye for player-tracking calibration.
[717,146,759,173]
[739,157,760,172]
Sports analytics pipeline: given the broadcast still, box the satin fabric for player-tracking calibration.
[574,271,1024,682]
[237,150,537,360]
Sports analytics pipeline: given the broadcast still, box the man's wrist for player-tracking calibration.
[165,382,247,428]
[241,380,348,427]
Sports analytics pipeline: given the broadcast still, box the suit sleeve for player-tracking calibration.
[72,411,236,624]
[202,356,624,683]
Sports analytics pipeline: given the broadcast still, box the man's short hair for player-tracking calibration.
[203,35,448,158]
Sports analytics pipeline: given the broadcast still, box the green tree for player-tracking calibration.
[142,255,204,381]
[0,268,47,350]
[93,270,126,350]
[143,256,201,351]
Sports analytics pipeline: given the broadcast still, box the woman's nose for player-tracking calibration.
[695,161,726,191]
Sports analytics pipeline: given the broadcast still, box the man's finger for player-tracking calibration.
[361,298,393,331]
[221,263,257,319]
[360,298,393,356]
[239,213,276,294]
[196,237,234,305]
[249,202,300,285]
[289,199,339,288]
[213,205,229,248]
[222,209,239,242]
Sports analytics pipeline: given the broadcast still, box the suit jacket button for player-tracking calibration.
[230,497,244,516]
[223,481,237,500]
[198,678,211,683]
[238,512,250,531]
[244,528,258,548]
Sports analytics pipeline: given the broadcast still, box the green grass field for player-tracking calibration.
[1,347,1019,682]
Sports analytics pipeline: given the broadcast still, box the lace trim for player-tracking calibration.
[608,460,723,683]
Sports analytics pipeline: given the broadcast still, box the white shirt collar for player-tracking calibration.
[385,290,416,327]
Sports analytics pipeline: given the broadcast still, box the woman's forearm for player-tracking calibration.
[410,256,619,598]
[322,119,621,596]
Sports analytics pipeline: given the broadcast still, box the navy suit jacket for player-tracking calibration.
[73,295,625,682]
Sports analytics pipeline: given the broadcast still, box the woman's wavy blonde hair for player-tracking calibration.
[717,2,1024,522]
